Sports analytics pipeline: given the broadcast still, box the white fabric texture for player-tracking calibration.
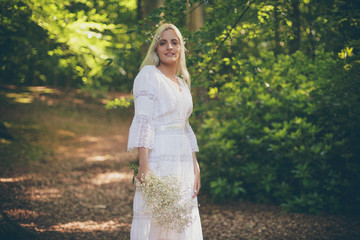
[128,65,203,240]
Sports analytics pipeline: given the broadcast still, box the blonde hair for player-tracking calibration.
[140,23,191,87]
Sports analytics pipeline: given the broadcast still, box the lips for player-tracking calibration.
[165,52,175,56]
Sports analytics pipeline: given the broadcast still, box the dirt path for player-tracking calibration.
[1,134,136,239]
[1,86,359,240]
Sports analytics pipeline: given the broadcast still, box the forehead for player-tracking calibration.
[159,29,179,40]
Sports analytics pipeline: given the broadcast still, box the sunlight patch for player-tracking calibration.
[5,92,34,103]
[19,222,48,232]
[4,208,45,220]
[56,129,76,137]
[0,138,12,144]
[49,220,129,232]
[23,187,62,201]
[0,174,34,183]
[73,98,85,104]
[79,136,99,142]
[91,172,132,185]
[27,86,59,94]
[86,154,113,162]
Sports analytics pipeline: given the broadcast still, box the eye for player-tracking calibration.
[159,42,166,46]
[172,41,178,45]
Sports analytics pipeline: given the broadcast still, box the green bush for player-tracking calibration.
[196,51,360,214]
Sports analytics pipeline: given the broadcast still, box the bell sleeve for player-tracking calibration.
[185,119,199,152]
[127,67,158,152]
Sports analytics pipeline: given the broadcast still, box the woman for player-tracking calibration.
[127,23,203,239]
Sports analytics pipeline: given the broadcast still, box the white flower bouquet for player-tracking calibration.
[136,172,196,232]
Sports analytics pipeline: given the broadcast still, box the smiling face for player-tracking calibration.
[156,29,181,67]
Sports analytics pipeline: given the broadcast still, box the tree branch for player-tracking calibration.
[185,1,207,17]
[213,0,257,59]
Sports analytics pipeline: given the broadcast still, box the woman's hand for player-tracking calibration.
[137,147,151,183]
[192,152,201,198]
[137,164,151,183]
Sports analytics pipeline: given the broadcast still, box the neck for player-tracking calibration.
[157,63,177,78]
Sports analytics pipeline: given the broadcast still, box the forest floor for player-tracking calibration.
[0,85,359,240]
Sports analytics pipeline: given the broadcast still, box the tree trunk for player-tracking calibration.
[186,2,204,101]
[142,0,164,17]
[137,0,142,20]
[186,1,204,32]
[274,2,281,56]
[289,0,301,54]
[307,0,315,62]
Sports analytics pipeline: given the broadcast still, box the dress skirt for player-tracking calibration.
[130,128,203,240]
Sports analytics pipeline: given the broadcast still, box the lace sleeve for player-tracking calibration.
[127,114,155,151]
[127,66,158,152]
[185,120,199,152]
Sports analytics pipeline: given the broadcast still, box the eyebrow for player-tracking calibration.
[159,38,179,41]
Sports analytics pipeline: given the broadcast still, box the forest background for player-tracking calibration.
[1,0,359,215]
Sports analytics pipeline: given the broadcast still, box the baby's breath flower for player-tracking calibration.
[136,172,196,232]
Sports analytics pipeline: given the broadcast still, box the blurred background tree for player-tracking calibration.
[1,0,359,214]
[0,0,140,92]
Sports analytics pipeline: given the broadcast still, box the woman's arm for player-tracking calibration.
[137,147,151,182]
[192,152,201,198]
[127,66,158,152]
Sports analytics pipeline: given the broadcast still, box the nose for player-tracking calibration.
[167,43,173,49]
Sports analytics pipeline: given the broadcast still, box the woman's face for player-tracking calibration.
[156,29,181,66]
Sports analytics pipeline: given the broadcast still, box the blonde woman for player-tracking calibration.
[127,23,203,239]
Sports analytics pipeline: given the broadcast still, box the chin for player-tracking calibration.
[160,59,179,65]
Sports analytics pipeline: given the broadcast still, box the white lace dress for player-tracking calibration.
[127,65,203,240]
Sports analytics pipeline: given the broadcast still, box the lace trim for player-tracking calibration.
[155,128,185,135]
[149,154,193,163]
[134,90,157,101]
[127,114,155,151]
[185,124,199,152]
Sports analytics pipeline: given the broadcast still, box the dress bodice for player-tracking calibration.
[127,65,199,152]
[151,66,193,127]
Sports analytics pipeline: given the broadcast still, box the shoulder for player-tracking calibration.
[135,65,158,83]
[137,65,157,78]
[133,65,159,92]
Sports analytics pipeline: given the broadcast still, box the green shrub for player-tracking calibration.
[196,51,360,214]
